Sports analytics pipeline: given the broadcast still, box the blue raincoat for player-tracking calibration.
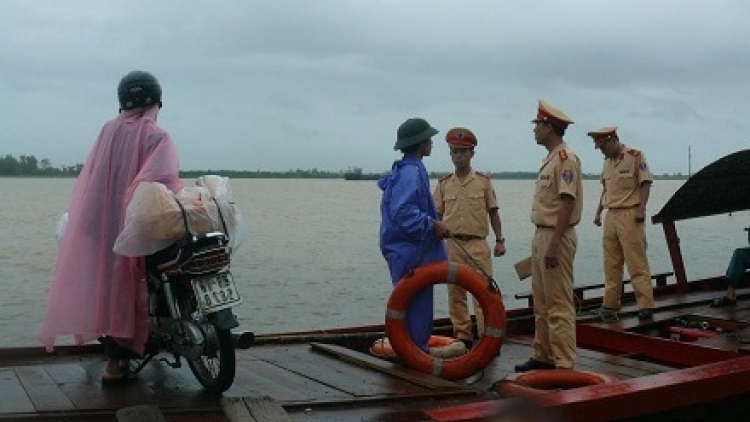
[378,154,447,352]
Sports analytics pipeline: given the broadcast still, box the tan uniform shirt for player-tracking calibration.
[434,171,498,237]
[531,142,582,227]
[600,145,653,209]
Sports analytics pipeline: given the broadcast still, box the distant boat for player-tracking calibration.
[344,167,383,181]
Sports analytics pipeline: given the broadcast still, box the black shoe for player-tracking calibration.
[591,307,619,323]
[460,339,473,350]
[710,296,737,308]
[514,358,555,372]
[638,309,653,321]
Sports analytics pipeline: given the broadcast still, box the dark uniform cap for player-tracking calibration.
[446,127,477,147]
[531,99,573,130]
[394,118,439,150]
[587,126,618,146]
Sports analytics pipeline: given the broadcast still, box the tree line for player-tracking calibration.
[1,153,688,180]
[0,154,82,176]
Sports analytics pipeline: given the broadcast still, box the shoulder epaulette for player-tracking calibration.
[559,149,568,161]
[439,173,452,182]
[475,171,490,179]
[627,148,641,156]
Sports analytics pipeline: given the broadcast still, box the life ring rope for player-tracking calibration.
[385,261,506,381]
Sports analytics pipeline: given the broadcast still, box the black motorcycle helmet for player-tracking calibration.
[117,70,162,110]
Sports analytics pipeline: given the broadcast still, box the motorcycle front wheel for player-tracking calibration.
[178,295,236,393]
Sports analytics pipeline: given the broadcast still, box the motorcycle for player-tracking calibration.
[128,228,243,393]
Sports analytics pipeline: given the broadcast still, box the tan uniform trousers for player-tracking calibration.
[602,208,654,310]
[531,227,577,369]
[446,238,492,342]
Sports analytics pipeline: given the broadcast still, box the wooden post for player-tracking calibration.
[662,220,688,293]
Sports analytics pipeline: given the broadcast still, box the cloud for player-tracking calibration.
[1,0,749,174]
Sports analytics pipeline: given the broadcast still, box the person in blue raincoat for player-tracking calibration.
[378,117,450,353]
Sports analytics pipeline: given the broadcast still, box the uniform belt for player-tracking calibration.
[535,225,575,229]
[452,234,483,241]
[609,204,639,210]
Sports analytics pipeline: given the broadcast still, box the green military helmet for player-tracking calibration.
[394,118,439,150]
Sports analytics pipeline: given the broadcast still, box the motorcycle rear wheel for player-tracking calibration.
[179,296,236,393]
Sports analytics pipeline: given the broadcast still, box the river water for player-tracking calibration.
[1,177,747,347]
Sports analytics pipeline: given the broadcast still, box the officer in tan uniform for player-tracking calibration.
[433,127,506,351]
[516,99,582,372]
[589,126,655,321]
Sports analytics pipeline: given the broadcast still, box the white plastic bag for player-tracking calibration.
[114,176,247,257]
[197,175,248,251]
[55,212,68,246]
[113,182,185,257]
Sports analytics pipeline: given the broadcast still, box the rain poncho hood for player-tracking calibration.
[39,105,183,354]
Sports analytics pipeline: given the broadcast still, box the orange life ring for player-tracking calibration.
[494,369,618,397]
[370,335,456,359]
[385,261,506,381]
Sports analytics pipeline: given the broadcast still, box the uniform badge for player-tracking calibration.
[561,169,574,185]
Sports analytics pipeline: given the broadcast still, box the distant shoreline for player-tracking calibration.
[1,171,689,180]
[0,153,691,180]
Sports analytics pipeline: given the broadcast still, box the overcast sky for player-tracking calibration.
[1,1,748,174]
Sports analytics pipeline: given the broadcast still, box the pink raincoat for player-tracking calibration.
[39,105,183,355]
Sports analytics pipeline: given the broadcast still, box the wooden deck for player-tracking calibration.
[0,341,673,421]
[2,289,750,421]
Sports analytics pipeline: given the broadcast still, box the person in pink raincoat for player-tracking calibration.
[39,70,184,381]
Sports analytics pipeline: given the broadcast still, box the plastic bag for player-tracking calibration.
[114,177,247,257]
[197,175,248,251]
[55,212,68,246]
[113,182,184,256]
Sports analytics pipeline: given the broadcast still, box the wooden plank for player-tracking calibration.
[497,339,667,384]
[0,344,103,365]
[578,323,740,367]
[232,359,322,402]
[248,344,428,398]
[84,360,162,409]
[575,356,654,380]
[130,358,236,408]
[0,368,36,413]
[15,365,76,411]
[44,362,93,385]
[116,404,167,422]
[493,341,533,373]
[221,396,294,422]
[45,360,161,411]
[235,348,354,401]
[427,357,750,422]
[309,342,470,392]
[222,397,257,422]
[248,344,391,397]
[515,271,675,300]
[577,347,673,374]
[243,397,293,422]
